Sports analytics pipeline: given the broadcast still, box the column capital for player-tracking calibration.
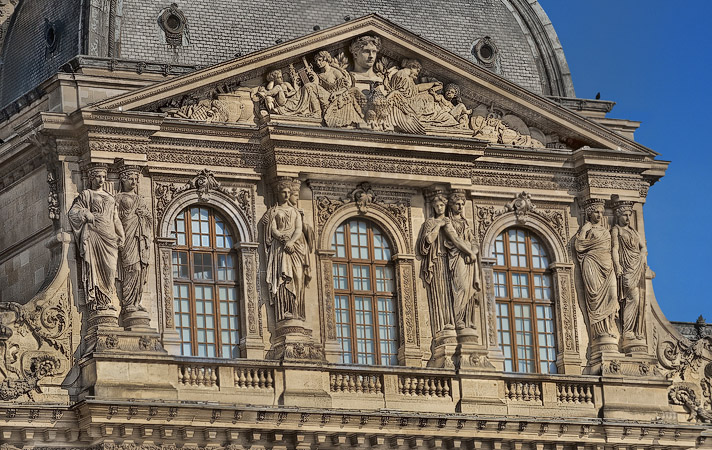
[156,237,176,248]
[234,241,259,250]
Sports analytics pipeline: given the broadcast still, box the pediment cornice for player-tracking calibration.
[87,15,656,157]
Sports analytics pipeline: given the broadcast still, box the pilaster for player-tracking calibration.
[549,262,583,374]
[235,241,265,359]
[393,253,423,367]
[156,236,181,355]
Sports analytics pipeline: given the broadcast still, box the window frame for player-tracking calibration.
[171,205,241,358]
[492,227,557,374]
[331,218,399,366]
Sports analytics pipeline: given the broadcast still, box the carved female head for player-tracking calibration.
[88,167,107,190]
[614,203,634,227]
[314,50,334,70]
[289,180,302,206]
[448,191,467,216]
[585,203,605,225]
[274,179,293,205]
[119,167,141,193]
[430,194,448,217]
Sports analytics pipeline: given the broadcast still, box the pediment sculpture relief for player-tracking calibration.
[164,35,546,148]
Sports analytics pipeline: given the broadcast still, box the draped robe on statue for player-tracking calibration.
[613,225,645,339]
[444,214,480,329]
[418,218,455,333]
[265,205,308,321]
[68,189,124,311]
[575,226,619,338]
[116,191,151,312]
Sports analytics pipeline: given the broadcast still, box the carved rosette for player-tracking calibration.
[550,263,581,373]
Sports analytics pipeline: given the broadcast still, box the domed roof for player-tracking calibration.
[0,0,574,107]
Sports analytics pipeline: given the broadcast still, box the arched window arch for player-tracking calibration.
[491,227,557,373]
[171,205,241,358]
[331,218,399,366]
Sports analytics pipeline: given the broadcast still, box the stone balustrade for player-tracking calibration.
[556,382,594,405]
[329,371,383,394]
[398,374,452,399]
[93,353,620,420]
[177,364,218,387]
[504,380,542,402]
[234,367,274,390]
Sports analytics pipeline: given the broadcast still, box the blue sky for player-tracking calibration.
[541,1,712,322]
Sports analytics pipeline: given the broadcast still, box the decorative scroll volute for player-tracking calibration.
[0,291,70,401]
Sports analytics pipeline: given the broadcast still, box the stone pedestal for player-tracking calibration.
[585,335,623,374]
[430,328,494,370]
[621,335,648,355]
[120,308,151,330]
[268,320,325,362]
[84,309,121,354]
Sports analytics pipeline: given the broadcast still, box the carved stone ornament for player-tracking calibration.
[160,34,546,148]
[115,164,152,327]
[154,169,252,225]
[68,164,124,312]
[476,193,568,248]
[312,181,412,248]
[658,335,712,423]
[0,293,69,401]
[346,182,375,214]
[505,191,535,222]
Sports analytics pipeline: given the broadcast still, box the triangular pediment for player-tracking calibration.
[91,15,654,155]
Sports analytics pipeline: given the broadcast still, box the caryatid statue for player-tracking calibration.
[418,193,456,336]
[611,196,647,349]
[115,166,152,317]
[68,165,125,312]
[264,178,310,322]
[444,190,481,333]
[574,199,619,343]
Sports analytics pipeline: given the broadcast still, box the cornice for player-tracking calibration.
[86,15,657,156]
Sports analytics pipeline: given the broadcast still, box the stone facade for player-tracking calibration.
[0,8,710,450]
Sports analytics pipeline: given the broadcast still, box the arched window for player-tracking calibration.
[171,206,241,358]
[331,219,399,366]
[491,228,557,373]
